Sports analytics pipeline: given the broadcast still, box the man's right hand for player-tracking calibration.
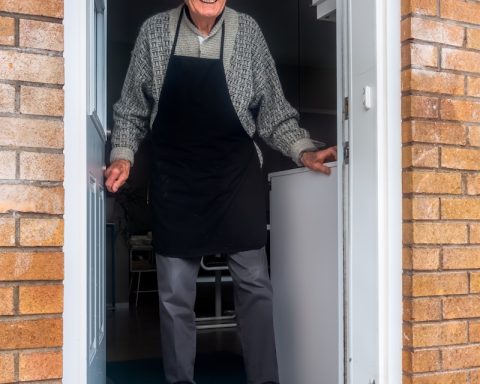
[105,159,131,193]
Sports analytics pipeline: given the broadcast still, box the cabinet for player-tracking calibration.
[269,164,340,384]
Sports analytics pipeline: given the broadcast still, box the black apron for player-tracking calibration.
[150,10,267,258]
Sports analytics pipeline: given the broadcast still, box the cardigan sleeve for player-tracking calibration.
[110,20,154,165]
[248,19,316,165]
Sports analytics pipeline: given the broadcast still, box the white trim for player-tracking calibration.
[63,0,88,382]
[377,0,402,382]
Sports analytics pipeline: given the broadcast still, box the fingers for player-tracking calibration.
[104,160,130,193]
[310,162,331,174]
[301,147,337,174]
[111,172,129,193]
[322,146,337,162]
[105,167,121,193]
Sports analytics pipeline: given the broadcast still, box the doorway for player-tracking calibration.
[104,0,338,382]
[63,0,402,383]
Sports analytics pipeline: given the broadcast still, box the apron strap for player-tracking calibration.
[172,6,226,60]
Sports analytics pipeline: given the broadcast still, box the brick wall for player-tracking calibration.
[402,0,480,383]
[0,0,64,383]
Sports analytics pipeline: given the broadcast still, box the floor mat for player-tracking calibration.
[107,352,247,384]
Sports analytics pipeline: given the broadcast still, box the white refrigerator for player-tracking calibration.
[269,163,340,384]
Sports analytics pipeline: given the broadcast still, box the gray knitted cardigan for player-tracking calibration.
[111,5,316,166]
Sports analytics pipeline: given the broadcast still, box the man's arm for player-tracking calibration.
[249,18,336,172]
[106,21,154,192]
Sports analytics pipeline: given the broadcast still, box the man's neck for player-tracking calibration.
[185,7,223,37]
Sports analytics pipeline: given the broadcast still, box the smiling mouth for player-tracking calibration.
[199,0,218,3]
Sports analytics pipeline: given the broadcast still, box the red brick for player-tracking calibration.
[442,147,480,170]
[411,298,442,321]
[0,318,62,349]
[402,145,439,168]
[468,77,480,98]
[401,17,464,46]
[467,175,480,195]
[443,296,480,319]
[411,372,467,384]
[469,321,480,342]
[0,151,16,180]
[0,217,15,246]
[0,252,63,281]
[411,350,441,373]
[472,224,480,244]
[20,19,63,51]
[442,198,480,219]
[442,344,480,369]
[406,121,467,145]
[19,152,64,181]
[469,126,480,146]
[19,351,62,381]
[406,198,440,221]
[19,284,63,315]
[0,50,64,84]
[0,0,63,18]
[441,0,480,25]
[0,185,64,214]
[20,86,64,117]
[403,171,462,194]
[442,48,480,74]
[0,83,15,113]
[402,69,464,95]
[0,353,14,384]
[412,272,468,296]
[0,287,14,316]
[0,16,14,46]
[470,271,480,293]
[403,95,439,119]
[443,248,480,269]
[411,248,441,270]
[402,0,437,16]
[468,28,480,51]
[402,43,438,68]
[441,99,480,123]
[412,321,467,347]
[472,369,480,384]
[0,117,63,149]
[19,218,63,247]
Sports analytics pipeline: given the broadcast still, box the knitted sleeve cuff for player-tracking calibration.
[110,147,135,166]
[290,138,318,166]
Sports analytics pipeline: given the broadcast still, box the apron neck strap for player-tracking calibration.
[173,6,226,61]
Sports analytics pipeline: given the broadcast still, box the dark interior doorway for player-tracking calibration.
[105,0,337,381]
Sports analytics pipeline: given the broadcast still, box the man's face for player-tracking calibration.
[185,0,227,20]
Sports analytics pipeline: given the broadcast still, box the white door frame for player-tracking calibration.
[374,0,402,382]
[62,0,402,382]
[63,0,91,382]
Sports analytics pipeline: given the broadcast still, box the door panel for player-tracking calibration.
[345,0,379,382]
[87,0,107,381]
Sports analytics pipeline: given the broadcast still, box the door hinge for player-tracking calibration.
[344,96,349,120]
[344,141,350,165]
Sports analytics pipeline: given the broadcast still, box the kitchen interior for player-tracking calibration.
[105,0,339,382]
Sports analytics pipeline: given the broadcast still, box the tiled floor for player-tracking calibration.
[107,285,242,362]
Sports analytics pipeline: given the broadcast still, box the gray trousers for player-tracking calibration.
[156,247,279,384]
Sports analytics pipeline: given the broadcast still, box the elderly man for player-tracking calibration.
[105,0,337,383]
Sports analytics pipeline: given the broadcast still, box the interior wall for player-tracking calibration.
[106,0,337,304]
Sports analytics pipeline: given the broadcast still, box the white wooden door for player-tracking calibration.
[87,0,107,382]
[344,0,380,382]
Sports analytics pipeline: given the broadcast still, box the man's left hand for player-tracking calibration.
[301,146,337,174]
